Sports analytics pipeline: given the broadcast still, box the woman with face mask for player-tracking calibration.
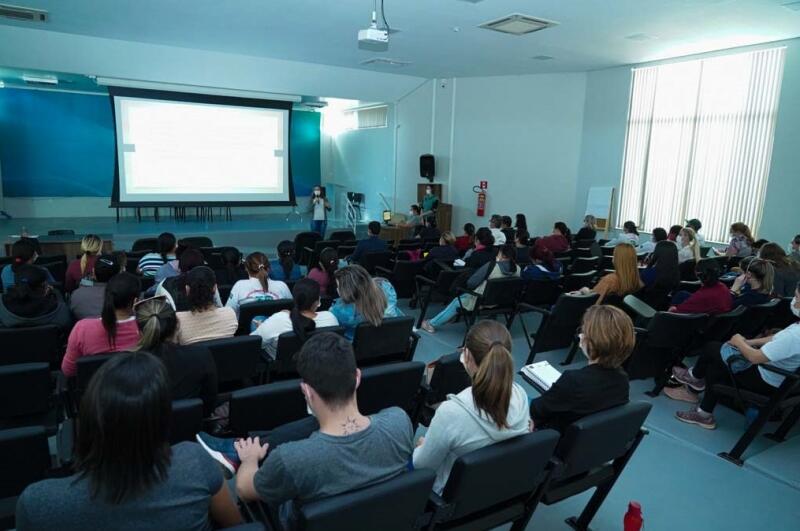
[421,185,439,224]
[669,282,800,429]
[308,186,331,238]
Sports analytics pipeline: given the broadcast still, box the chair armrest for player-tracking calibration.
[759,363,800,380]
[624,295,657,319]
[518,303,552,317]
[303,246,314,254]
[415,275,436,286]
[456,286,480,298]
[634,327,649,338]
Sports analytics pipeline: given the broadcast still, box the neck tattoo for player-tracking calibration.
[341,416,360,435]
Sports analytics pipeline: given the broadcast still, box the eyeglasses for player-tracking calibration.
[133,294,168,308]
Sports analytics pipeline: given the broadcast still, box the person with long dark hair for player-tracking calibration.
[521,241,563,281]
[61,272,140,377]
[69,254,120,320]
[307,247,339,297]
[729,258,774,308]
[211,247,247,286]
[0,238,55,290]
[640,240,680,309]
[0,263,71,331]
[176,267,237,345]
[134,296,218,415]
[759,242,800,297]
[514,213,528,233]
[251,278,338,357]
[668,258,732,315]
[17,351,242,530]
[137,232,177,278]
[603,221,640,247]
[269,240,303,282]
[536,223,570,254]
[226,252,291,316]
[454,223,476,254]
[463,227,495,269]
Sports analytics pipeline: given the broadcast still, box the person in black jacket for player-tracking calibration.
[464,228,496,270]
[424,231,460,277]
[574,215,598,243]
[530,305,633,432]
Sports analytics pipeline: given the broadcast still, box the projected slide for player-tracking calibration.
[112,94,291,204]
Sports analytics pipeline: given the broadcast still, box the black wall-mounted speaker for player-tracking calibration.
[420,154,435,182]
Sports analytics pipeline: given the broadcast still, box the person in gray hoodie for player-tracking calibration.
[0,264,71,332]
[413,320,530,494]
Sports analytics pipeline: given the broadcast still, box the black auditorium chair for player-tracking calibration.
[0,363,53,431]
[521,293,599,364]
[125,250,147,272]
[295,469,435,531]
[455,277,525,334]
[376,260,425,299]
[519,278,562,311]
[294,232,323,264]
[356,361,426,423]
[679,259,697,281]
[47,229,75,236]
[170,398,204,444]
[181,236,213,248]
[328,230,356,243]
[560,271,597,292]
[536,402,652,531]
[269,326,346,381]
[72,354,115,414]
[426,430,561,531]
[570,256,599,274]
[733,298,781,338]
[132,237,159,253]
[424,352,471,407]
[304,240,340,268]
[236,299,294,336]
[0,426,52,530]
[229,380,308,436]
[36,255,67,286]
[0,325,63,368]
[359,250,394,275]
[352,316,420,366]
[337,245,357,260]
[415,268,464,328]
[199,336,262,392]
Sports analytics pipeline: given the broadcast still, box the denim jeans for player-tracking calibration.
[429,295,468,328]
[311,220,327,238]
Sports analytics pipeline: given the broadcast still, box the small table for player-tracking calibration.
[5,234,114,258]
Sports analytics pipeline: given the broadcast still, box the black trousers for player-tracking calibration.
[251,416,320,457]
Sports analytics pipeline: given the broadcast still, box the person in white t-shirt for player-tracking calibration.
[669,283,800,429]
[226,252,292,316]
[251,278,338,358]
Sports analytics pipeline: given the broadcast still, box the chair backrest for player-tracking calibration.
[533,293,599,354]
[390,260,424,299]
[440,430,561,521]
[702,305,747,342]
[360,251,394,275]
[170,398,203,444]
[426,352,471,404]
[132,237,159,253]
[307,240,341,267]
[735,298,782,338]
[297,469,435,531]
[0,325,62,367]
[294,232,323,263]
[0,426,51,499]
[329,230,356,243]
[571,247,593,259]
[237,299,294,335]
[182,236,213,248]
[573,239,595,248]
[229,380,308,434]
[337,245,357,259]
[571,256,599,274]
[679,259,697,281]
[273,326,346,379]
[199,336,262,386]
[561,271,597,292]
[478,277,524,309]
[352,316,415,365]
[555,401,652,478]
[37,258,67,285]
[75,354,116,403]
[645,311,709,349]
[357,362,425,418]
[0,363,50,420]
[47,229,75,236]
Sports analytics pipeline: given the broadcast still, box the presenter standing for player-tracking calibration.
[421,185,439,224]
[308,185,331,237]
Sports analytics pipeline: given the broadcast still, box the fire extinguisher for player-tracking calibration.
[474,181,488,217]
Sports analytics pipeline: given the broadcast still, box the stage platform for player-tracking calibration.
[0,214,368,256]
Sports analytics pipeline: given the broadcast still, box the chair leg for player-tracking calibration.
[417,290,432,328]
[646,366,671,398]
[519,313,533,350]
[718,407,774,466]
[765,403,800,442]
[561,339,580,366]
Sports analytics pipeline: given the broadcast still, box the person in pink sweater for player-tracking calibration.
[61,272,141,377]
[668,259,732,315]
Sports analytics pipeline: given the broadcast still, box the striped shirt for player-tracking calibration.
[137,253,175,278]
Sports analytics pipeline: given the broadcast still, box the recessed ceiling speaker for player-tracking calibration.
[420,154,435,182]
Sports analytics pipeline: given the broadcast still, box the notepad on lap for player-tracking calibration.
[520,361,562,392]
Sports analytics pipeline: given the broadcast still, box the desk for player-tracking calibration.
[4,235,114,258]
[379,225,410,246]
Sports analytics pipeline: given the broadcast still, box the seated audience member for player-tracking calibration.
[537,223,570,254]
[752,239,769,255]
[685,218,706,246]
[640,240,680,310]
[154,240,192,283]
[417,217,441,241]
[212,247,247,286]
[488,215,507,245]
[514,229,530,264]
[575,215,598,242]
[574,244,642,304]
[70,254,119,320]
[195,333,413,528]
[522,242,563,281]
[349,221,388,264]
[790,234,800,262]
[454,223,476,254]
[425,231,459,263]
[604,221,640,247]
[500,215,515,243]
[61,272,141,377]
[307,247,339,298]
[137,232,177,278]
[515,213,528,233]
[759,242,800,297]
[715,222,755,257]
[464,228,496,269]
[270,240,303,282]
[637,227,668,255]
[225,252,292,315]
[678,227,702,264]
[668,289,800,428]
[669,259,732,315]
[729,258,774,308]
[330,265,401,340]
[0,264,71,331]
[414,320,529,494]
[0,238,55,291]
[530,305,633,432]
[156,248,221,311]
[16,352,242,530]
[134,296,217,415]
[113,250,128,272]
[667,224,683,243]
[251,278,339,357]
[65,234,103,292]
[176,267,237,345]
[422,244,519,334]
[399,205,423,236]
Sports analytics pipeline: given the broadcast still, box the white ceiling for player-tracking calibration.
[2,0,799,78]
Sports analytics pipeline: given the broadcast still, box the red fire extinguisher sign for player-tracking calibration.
[479,180,488,190]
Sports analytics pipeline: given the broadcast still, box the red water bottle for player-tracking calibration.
[624,501,643,531]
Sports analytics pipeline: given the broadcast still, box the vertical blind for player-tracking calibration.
[343,105,389,130]
[618,47,786,242]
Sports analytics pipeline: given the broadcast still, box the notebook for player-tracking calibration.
[520,360,562,392]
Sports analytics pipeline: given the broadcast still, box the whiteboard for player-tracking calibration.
[585,187,614,218]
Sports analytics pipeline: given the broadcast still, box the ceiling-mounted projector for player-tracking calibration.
[358,1,390,51]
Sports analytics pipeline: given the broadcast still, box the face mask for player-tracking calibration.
[314,190,320,196]
[426,189,432,195]
[409,211,415,216]
[792,297,800,318]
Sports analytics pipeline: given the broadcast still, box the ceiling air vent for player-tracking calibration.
[0,3,48,22]
[479,14,557,36]
[22,73,58,85]
[360,58,411,67]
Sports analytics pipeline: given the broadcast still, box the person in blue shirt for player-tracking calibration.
[269,240,303,282]
[729,258,774,308]
[330,264,402,340]
[348,222,388,265]
[1,238,55,291]
[521,241,563,281]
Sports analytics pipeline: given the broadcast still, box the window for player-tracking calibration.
[617,47,785,242]
[344,105,388,130]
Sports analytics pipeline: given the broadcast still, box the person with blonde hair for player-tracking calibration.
[530,305,633,431]
[678,226,702,263]
[225,252,291,316]
[573,244,643,304]
[65,234,103,292]
[424,231,459,265]
[331,264,401,340]
[413,320,530,494]
[575,215,597,242]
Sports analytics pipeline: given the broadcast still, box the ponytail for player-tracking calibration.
[318,247,339,297]
[245,252,270,293]
[277,241,296,280]
[134,297,178,353]
[101,273,141,348]
[289,278,320,340]
[79,234,103,277]
[465,321,515,429]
